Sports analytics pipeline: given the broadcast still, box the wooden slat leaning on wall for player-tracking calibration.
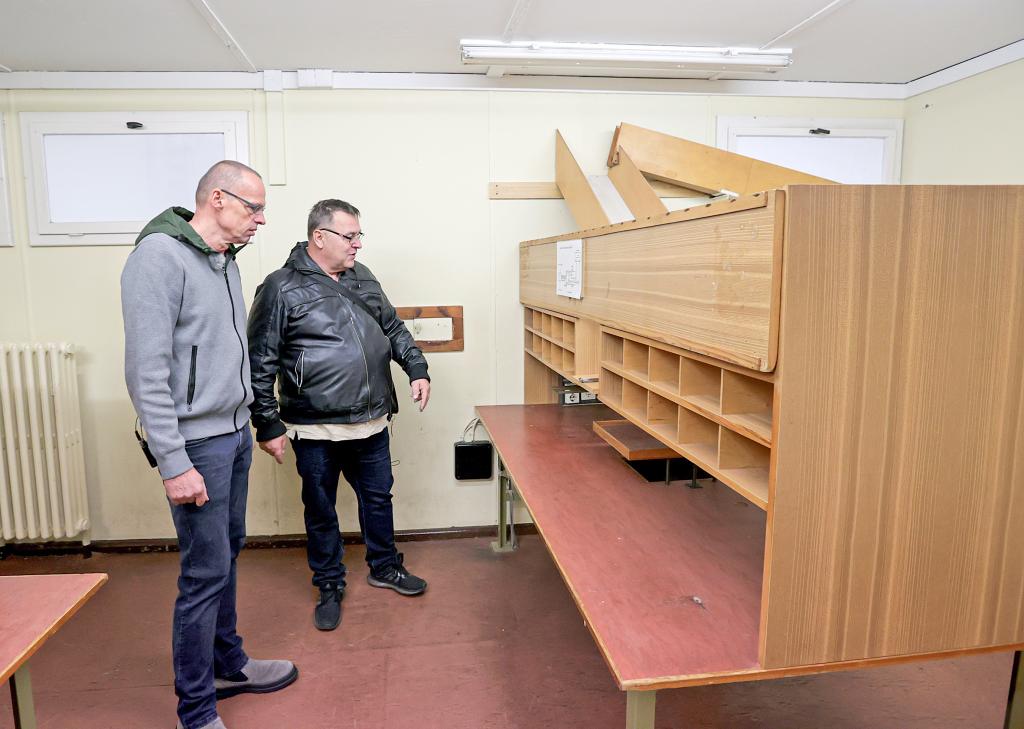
[555,130,610,230]
[762,185,1024,668]
[607,146,669,221]
[609,122,834,196]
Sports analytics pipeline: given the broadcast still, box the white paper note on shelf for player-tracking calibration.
[556,239,583,299]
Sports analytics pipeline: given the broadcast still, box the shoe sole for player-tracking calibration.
[366,574,427,596]
[215,664,299,699]
[314,614,340,631]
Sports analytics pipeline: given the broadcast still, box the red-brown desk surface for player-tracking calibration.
[477,404,766,689]
[1,573,108,682]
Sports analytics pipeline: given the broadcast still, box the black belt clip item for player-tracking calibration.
[454,418,493,480]
[134,419,158,469]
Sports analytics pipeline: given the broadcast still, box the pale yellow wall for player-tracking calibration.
[0,90,269,540]
[902,59,1024,183]
[1,85,913,540]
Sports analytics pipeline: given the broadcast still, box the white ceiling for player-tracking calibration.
[0,0,1021,83]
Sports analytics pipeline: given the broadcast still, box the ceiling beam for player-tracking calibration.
[501,0,534,42]
[0,71,908,96]
[185,0,257,72]
[905,38,1024,95]
[760,0,855,49]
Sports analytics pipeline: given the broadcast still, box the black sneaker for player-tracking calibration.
[367,554,427,596]
[313,584,344,631]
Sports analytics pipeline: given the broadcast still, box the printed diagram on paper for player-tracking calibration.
[556,239,583,299]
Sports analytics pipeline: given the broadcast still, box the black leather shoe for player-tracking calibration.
[314,584,344,631]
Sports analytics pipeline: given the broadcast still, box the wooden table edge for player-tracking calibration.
[618,636,1024,691]
[477,405,630,688]
[0,572,109,684]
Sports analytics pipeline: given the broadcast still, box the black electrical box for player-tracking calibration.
[454,440,493,480]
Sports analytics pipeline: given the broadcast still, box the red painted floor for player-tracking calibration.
[0,536,1014,729]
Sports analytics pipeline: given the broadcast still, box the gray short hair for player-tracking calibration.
[307,199,361,238]
[195,160,262,206]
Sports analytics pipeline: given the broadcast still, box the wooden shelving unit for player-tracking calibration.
[519,184,1024,674]
[524,307,577,383]
[524,306,601,393]
[505,125,1024,728]
[598,327,772,508]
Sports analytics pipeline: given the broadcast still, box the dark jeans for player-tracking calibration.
[169,428,251,729]
[292,428,399,588]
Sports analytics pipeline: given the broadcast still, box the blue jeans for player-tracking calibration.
[170,428,252,729]
[292,428,399,588]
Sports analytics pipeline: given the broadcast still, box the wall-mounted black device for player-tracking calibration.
[454,418,493,480]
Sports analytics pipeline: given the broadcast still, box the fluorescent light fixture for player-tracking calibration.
[460,40,792,75]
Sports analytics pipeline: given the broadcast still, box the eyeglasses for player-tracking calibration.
[319,228,364,242]
[220,189,266,216]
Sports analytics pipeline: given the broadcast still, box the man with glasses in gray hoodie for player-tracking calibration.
[121,160,297,729]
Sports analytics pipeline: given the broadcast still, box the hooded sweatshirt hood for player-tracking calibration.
[136,206,245,257]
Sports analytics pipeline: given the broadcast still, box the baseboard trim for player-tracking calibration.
[0,524,539,557]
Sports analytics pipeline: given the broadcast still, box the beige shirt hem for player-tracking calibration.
[283,416,389,442]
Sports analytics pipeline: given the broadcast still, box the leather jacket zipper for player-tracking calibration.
[295,350,305,391]
[345,300,373,419]
[186,345,198,412]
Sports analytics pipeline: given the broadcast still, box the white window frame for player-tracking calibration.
[20,111,249,246]
[716,116,903,184]
[0,115,13,247]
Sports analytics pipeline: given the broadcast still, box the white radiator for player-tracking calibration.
[0,343,89,544]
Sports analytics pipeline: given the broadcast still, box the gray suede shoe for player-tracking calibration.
[175,717,227,729]
[214,658,298,699]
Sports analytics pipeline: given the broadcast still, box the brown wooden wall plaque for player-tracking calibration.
[395,305,464,352]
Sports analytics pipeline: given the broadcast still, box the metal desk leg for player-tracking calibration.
[1007,650,1023,729]
[626,690,656,729]
[490,458,517,553]
[10,664,37,729]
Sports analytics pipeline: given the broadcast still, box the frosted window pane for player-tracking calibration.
[43,133,225,223]
[735,136,887,184]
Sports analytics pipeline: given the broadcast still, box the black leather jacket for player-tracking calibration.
[247,242,428,441]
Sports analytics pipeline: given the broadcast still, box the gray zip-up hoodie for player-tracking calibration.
[121,207,254,479]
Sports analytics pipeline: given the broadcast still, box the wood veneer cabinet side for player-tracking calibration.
[760,185,1024,669]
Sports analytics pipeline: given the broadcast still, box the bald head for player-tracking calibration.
[195,160,262,208]
[188,160,266,252]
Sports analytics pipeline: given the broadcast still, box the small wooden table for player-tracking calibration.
[1,573,108,729]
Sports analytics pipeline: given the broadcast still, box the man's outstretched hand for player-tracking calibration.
[411,379,431,412]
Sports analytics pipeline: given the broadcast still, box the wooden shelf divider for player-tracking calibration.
[593,324,775,509]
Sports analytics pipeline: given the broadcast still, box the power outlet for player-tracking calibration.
[566,392,581,404]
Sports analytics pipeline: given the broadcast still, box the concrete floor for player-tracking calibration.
[0,536,1015,729]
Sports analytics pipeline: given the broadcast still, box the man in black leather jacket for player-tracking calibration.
[247,199,430,631]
